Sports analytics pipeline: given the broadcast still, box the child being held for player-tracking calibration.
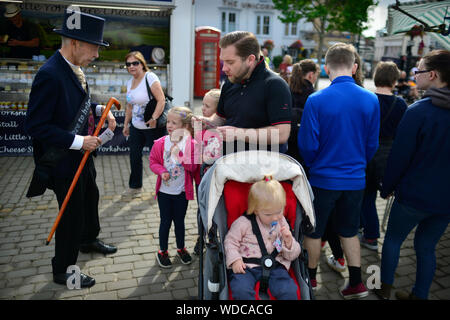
[198,88,222,165]
[149,106,200,268]
[193,89,222,255]
[224,176,301,300]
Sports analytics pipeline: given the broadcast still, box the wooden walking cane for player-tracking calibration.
[45,97,121,245]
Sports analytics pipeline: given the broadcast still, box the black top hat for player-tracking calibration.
[53,8,109,47]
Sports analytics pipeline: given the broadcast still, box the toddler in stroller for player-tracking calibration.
[225,176,301,300]
[197,151,316,300]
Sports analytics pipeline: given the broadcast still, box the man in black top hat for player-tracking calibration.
[25,6,117,288]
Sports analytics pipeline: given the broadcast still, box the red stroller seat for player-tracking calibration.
[223,180,301,300]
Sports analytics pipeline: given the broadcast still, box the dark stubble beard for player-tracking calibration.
[228,63,251,84]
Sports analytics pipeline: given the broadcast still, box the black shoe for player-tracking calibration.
[53,272,96,288]
[80,239,117,255]
[157,250,172,269]
[177,248,192,265]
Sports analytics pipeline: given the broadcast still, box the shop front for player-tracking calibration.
[0,0,194,156]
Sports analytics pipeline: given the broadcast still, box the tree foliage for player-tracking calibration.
[273,0,377,35]
[273,0,377,69]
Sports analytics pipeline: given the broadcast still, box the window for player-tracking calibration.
[284,22,298,36]
[221,11,238,33]
[256,14,271,35]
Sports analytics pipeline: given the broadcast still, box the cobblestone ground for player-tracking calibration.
[1,155,449,300]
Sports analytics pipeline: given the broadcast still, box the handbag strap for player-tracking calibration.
[144,72,153,101]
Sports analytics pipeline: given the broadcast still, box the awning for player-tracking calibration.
[388,0,450,50]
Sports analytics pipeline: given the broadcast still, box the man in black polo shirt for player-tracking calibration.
[198,31,291,155]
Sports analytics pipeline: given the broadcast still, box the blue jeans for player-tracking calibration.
[128,124,165,188]
[360,189,380,239]
[157,191,189,251]
[381,200,450,299]
[228,265,298,300]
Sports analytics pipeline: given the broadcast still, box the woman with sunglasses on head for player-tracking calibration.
[123,51,166,193]
[374,50,450,300]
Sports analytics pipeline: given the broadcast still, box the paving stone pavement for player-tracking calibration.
[0,96,449,300]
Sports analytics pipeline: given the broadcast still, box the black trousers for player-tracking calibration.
[51,157,100,275]
[128,124,166,189]
[157,192,188,251]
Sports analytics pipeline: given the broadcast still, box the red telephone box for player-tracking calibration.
[194,27,221,97]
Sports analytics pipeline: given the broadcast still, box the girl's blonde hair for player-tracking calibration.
[247,176,286,214]
[168,106,194,137]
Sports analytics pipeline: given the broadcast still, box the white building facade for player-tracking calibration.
[194,0,316,58]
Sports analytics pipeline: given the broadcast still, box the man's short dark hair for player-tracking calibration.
[374,61,400,88]
[422,49,450,89]
[219,31,260,60]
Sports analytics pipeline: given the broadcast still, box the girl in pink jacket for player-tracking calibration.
[149,107,200,269]
[224,177,301,299]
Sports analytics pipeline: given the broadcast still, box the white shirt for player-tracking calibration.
[126,72,160,130]
[159,136,187,195]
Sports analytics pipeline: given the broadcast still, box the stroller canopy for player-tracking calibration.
[198,151,315,232]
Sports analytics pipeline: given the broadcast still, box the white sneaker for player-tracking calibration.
[326,255,346,273]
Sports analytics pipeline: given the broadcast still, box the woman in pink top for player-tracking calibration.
[149,107,200,269]
[224,177,301,299]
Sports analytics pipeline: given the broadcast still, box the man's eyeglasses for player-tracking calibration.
[126,61,140,67]
[414,70,431,75]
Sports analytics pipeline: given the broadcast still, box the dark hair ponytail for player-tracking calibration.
[289,59,317,95]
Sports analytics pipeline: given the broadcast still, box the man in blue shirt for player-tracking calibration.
[298,43,379,299]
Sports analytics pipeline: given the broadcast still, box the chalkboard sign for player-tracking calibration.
[0,110,143,156]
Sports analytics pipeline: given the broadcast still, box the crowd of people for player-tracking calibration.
[23,7,449,300]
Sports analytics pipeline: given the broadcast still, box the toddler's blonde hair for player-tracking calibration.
[247,176,286,214]
[204,89,221,107]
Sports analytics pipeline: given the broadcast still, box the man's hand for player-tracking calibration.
[106,111,116,131]
[82,136,101,152]
[7,38,20,46]
[217,126,238,142]
[231,258,246,274]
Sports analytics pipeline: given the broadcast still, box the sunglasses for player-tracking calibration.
[414,70,431,75]
[126,61,140,67]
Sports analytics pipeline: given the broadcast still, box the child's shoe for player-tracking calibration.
[326,255,346,273]
[157,250,172,269]
[310,278,317,291]
[177,248,192,265]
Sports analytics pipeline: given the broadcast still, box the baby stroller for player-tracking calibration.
[197,151,316,300]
